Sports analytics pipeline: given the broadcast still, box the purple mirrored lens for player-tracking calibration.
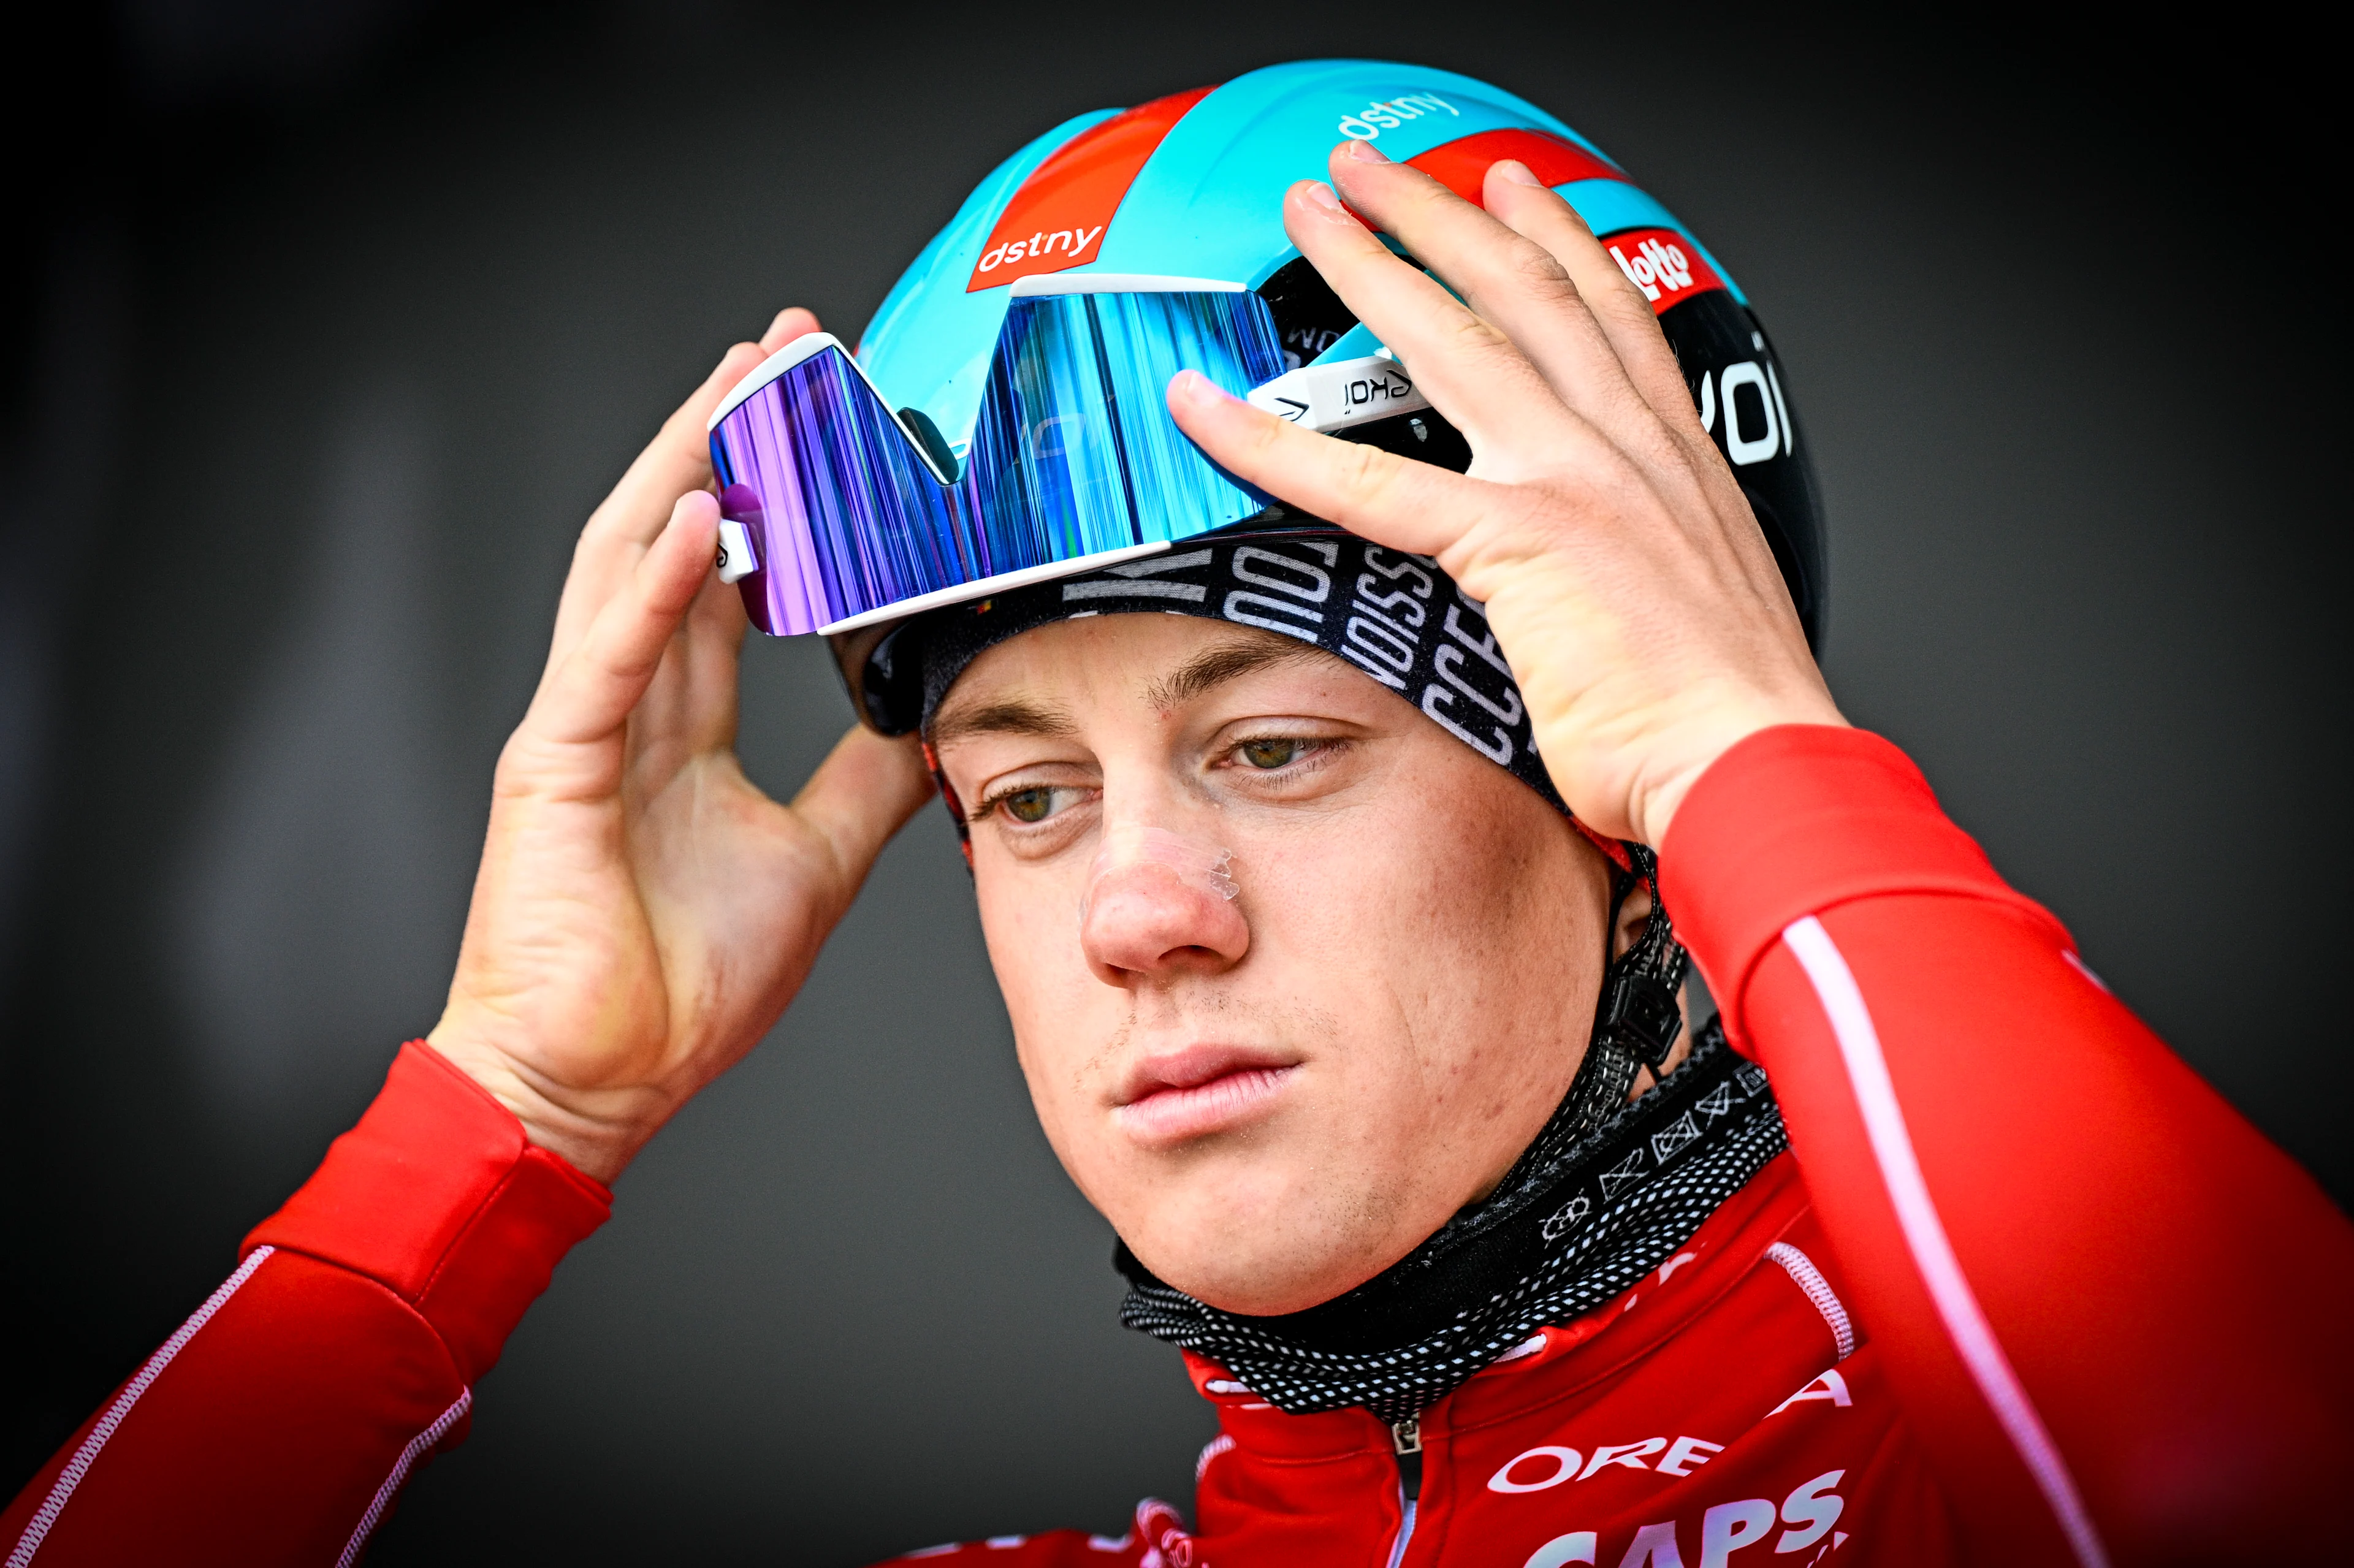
[709,291,1286,636]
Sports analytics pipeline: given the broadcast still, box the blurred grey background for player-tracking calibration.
[1,4,2342,1564]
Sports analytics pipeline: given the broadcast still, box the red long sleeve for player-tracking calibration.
[0,1043,609,1566]
[1661,725,2354,1564]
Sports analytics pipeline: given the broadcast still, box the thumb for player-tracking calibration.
[791,725,936,900]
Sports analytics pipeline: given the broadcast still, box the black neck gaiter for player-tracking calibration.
[1114,1025,1786,1425]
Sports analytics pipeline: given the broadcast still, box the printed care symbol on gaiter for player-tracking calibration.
[1650,1111,1701,1164]
[1598,1147,1649,1198]
[1541,1194,1592,1242]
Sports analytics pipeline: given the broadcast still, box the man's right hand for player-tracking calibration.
[425,311,935,1184]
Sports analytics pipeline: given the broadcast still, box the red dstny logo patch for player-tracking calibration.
[966,86,1214,292]
[974,224,1106,281]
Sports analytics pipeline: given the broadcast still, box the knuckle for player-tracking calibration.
[1333,436,1399,505]
[490,733,547,796]
[1442,311,1513,358]
[1503,238,1577,297]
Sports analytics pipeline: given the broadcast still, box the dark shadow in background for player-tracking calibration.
[1,6,2343,1564]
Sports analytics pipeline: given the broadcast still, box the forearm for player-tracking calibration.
[1664,725,2354,1562]
[2,1043,609,1566]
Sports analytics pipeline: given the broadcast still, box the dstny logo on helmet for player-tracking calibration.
[976,224,1107,278]
[1337,93,1459,140]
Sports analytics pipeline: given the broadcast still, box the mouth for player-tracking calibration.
[1113,1044,1299,1147]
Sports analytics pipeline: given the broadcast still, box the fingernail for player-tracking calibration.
[1343,138,1389,163]
[1495,159,1544,188]
[1168,368,1226,406]
[1298,180,1344,213]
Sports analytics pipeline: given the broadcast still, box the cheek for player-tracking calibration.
[973,862,1100,1147]
[1268,781,1598,1103]
[971,840,1095,1008]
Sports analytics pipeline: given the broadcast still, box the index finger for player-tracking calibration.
[1325,142,1655,445]
[1278,178,1583,476]
[1477,162,1708,441]
[546,308,820,676]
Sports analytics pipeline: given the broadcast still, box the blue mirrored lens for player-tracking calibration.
[710,291,1287,634]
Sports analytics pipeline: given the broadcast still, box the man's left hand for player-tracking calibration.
[1168,142,1845,849]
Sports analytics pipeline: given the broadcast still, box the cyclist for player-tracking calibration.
[7,61,2347,1567]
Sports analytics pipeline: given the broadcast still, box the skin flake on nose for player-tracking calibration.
[1078,824,1238,927]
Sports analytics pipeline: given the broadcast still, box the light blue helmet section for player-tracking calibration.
[853,107,1118,465]
[854,59,1742,455]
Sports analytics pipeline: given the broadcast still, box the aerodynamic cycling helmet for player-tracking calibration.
[704,59,1827,734]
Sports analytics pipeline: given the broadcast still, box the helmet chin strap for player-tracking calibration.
[1553,843,1690,1138]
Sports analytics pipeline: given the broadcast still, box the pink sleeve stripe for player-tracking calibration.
[5,1246,277,1567]
[1780,916,2108,1568]
[336,1388,472,1568]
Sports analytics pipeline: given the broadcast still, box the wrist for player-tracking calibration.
[424,1019,669,1186]
[1631,701,1849,848]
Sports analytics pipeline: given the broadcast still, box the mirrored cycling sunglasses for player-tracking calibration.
[706,276,1436,636]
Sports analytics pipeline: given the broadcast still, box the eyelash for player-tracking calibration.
[972,780,1100,828]
[1221,733,1345,780]
[971,734,1347,828]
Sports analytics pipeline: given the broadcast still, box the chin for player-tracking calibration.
[1120,1181,1410,1319]
[1177,1268,1354,1319]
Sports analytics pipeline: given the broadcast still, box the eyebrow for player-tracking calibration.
[1143,634,1335,710]
[926,696,1080,747]
[928,630,1340,745]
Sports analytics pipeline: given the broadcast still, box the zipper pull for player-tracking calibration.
[1391,1416,1424,1502]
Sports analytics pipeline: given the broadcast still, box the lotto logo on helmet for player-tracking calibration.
[1337,93,1459,140]
[1600,226,1726,316]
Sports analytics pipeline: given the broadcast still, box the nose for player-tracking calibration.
[1080,826,1250,983]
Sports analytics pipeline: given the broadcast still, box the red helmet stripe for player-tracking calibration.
[967,86,1217,292]
[1407,127,1626,204]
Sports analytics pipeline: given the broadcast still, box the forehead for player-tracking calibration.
[927,615,1368,744]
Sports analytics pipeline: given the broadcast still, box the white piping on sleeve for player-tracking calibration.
[337,1388,473,1568]
[1780,915,2109,1568]
[6,1246,277,1566]
[1764,1242,1856,1361]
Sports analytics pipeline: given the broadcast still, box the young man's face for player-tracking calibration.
[930,612,1616,1316]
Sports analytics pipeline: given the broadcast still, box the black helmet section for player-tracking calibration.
[1255,257,1476,474]
[829,620,911,735]
[1252,250,1827,650]
[1653,286,1826,649]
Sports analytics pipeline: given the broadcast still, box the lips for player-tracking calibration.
[1113,1045,1298,1147]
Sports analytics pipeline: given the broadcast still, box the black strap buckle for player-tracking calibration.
[1602,970,1684,1070]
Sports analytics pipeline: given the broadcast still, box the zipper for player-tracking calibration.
[1385,1417,1422,1568]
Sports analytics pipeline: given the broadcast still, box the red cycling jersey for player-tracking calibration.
[6,726,2348,1566]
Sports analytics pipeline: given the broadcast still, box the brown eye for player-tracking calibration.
[1240,738,1305,770]
[1001,786,1057,824]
